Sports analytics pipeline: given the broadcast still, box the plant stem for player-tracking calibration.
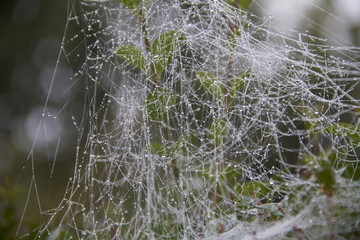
[139,6,178,181]
[326,196,334,240]
[139,7,151,53]
[162,126,179,180]
[139,7,159,87]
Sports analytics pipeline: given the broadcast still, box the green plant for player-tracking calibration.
[33,0,360,239]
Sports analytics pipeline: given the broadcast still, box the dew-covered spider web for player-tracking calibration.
[26,0,360,239]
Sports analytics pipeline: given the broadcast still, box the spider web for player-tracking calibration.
[26,0,360,239]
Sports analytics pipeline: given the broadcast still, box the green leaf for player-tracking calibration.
[324,122,360,146]
[324,122,360,180]
[316,167,336,197]
[227,0,252,9]
[220,165,242,185]
[119,0,142,9]
[146,88,177,121]
[300,155,317,167]
[328,150,360,180]
[174,133,199,154]
[230,70,250,96]
[151,31,183,76]
[239,181,271,200]
[197,71,226,99]
[116,45,147,71]
[150,141,165,155]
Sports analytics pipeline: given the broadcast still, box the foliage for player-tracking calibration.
[35,0,360,239]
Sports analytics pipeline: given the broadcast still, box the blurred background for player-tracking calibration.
[0,0,76,237]
[0,0,359,238]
